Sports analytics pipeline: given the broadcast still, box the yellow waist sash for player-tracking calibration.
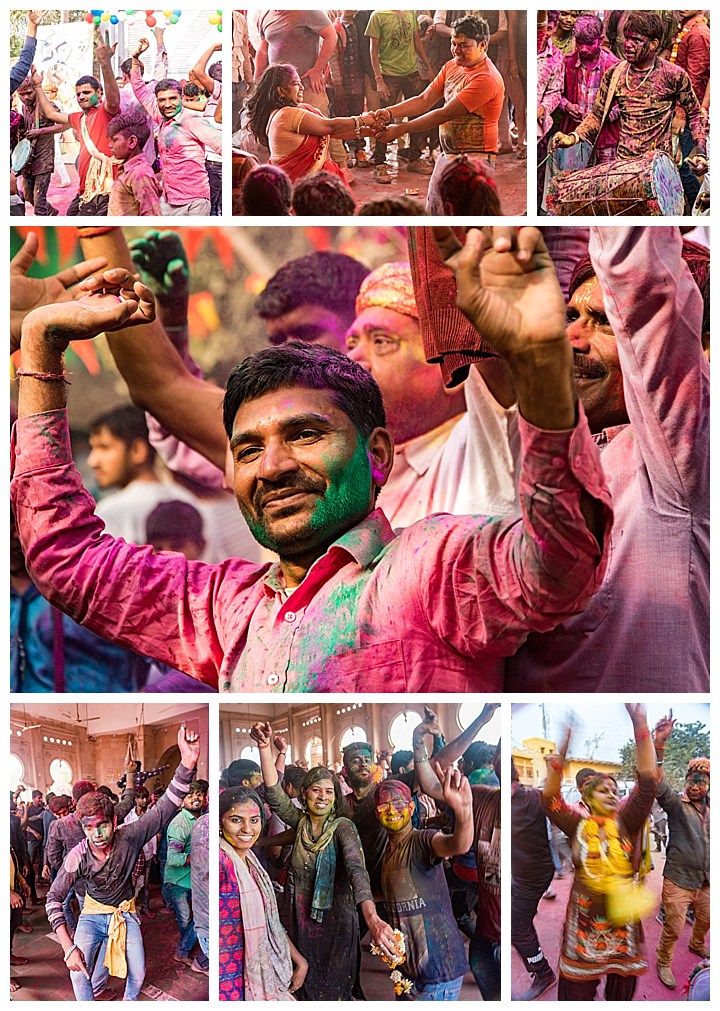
[81,895,136,978]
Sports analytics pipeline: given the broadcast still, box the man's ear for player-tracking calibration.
[366,427,394,492]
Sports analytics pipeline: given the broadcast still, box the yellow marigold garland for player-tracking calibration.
[370,929,414,996]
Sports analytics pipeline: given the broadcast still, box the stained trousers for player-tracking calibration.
[511,872,554,975]
[656,877,710,964]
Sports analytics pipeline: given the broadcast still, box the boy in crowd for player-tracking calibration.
[107,110,162,216]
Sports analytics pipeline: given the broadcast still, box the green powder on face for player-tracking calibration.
[307,436,371,533]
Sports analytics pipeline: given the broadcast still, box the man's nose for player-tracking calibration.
[566,319,591,354]
[256,439,300,482]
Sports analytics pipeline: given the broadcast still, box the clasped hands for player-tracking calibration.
[355,108,404,142]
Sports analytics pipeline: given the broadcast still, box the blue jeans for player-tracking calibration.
[70,911,144,1001]
[402,976,464,1001]
[196,931,209,968]
[469,934,501,1001]
[166,883,197,958]
[679,124,701,208]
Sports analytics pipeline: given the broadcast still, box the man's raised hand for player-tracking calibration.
[129,230,189,307]
[95,29,118,63]
[133,36,150,58]
[250,721,273,748]
[436,764,472,815]
[177,725,200,770]
[433,226,568,361]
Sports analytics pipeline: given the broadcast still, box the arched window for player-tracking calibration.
[305,736,323,768]
[239,745,261,766]
[49,758,73,795]
[340,726,367,752]
[457,702,501,739]
[388,710,422,752]
[10,754,24,795]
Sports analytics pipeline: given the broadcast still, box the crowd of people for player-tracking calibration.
[10,726,209,999]
[219,704,500,1000]
[232,10,527,215]
[9,219,709,695]
[538,10,710,215]
[511,707,710,1002]
[10,11,223,217]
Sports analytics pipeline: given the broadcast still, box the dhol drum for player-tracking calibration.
[546,150,684,216]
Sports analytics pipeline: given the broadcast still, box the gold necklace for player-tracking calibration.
[625,59,656,92]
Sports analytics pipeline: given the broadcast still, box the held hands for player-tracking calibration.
[250,721,273,748]
[433,226,568,362]
[177,725,201,770]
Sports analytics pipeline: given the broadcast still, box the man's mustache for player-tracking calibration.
[254,475,325,513]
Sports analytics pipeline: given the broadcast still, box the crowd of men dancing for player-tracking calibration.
[10,10,223,217]
[232,9,527,215]
[10,728,208,998]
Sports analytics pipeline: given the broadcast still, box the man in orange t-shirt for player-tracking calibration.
[374,14,504,212]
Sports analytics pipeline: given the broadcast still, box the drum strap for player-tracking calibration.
[587,62,625,167]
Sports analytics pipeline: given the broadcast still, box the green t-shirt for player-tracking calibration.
[365,10,418,78]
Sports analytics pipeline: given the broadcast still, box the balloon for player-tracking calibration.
[169,13,178,23]
[84,12,94,22]
[208,13,219,25]
[217,23,222,32]
[145,8,154,13]
[101,11,111,20]
[116,10,126,19]
[173,9,181,15]
[93,15,102,24]
[127,15,136,26]
[163,7,172,15]
[146,14,156,27]
[110,14,118,23]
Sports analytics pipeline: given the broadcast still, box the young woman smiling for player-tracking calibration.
[251,721,400,1000]
[219,785,307,1001]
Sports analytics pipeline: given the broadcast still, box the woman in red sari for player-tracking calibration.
[246,64,374,188]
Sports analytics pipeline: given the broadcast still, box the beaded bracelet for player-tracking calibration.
[63,944,78,963]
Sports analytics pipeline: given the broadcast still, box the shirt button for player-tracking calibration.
[267,674,280,686]
[574,454,585,468]
[551,456,565,469]
[284,611,296,623]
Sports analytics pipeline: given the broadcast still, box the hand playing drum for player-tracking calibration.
[685,151,708,177]
[551,131,579,151]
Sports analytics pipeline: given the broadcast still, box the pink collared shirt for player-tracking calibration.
[130,67,222,205]
[11,409,611,693]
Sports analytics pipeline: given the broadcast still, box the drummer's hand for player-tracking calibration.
[551,132,577,151]
[686,151,708,176]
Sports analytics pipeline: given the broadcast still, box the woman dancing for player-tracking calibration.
[219,785,307,1001]
[246,64,374,186]
[251,721,399,1000]
[542,704,658,1001]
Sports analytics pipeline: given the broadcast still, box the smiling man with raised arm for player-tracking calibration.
[11,227,611,693]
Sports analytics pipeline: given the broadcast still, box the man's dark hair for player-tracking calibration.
[255,251,370,326]
[182,81,203,98]
[96,785,117,801]
[390,750,413,775]
[50,794,72,814]
[76,75,101,90]
[135,786,150,801]
[226,758,261,787]
[574,14,603,44]
[623,11,665,45]
[189,780,209,796]
[120,57,144,77]
[196,779,210,793]
[575,767,597,790]
[292,171,355,217]
[107,109,151,150]
[208,60,222,82]
[223,341,386,442]
[451,14,490,43]
[72,779,96,803]
[32,789,43,798]
[357,195,427,216]
[438,155,501,215]
[89,404,155,462]
[283,765,307,791]
[146,500,204,549]
[241,164,292,215]
[462,741,495,774]
[76,791,115,821]
[154,77,182,96]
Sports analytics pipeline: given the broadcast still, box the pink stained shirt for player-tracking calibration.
[507,227,709,692]
[130,67,222,205]
[11,409,611,694]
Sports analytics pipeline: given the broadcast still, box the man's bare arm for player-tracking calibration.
[77,228,228,470]
[191,41,222,94]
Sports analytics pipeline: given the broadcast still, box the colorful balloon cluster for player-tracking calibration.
[208,10,222,32]
[83,10,183,29]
